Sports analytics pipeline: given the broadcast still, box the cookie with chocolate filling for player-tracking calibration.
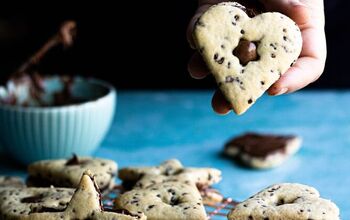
[228,183,340,220]
[224,132,302,169]
[27,155,117,190]
[1,170,146,220]
[119,159,222,204]
[193,2,302,114]
[134,174,224,205]
[0,186,75,219]
[115,178,206,220]
[119,159,221,189]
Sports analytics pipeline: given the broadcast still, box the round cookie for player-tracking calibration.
[228,183,340,220]
[193,2,302,115]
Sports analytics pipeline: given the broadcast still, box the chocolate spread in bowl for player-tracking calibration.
[0,21,83,107]
[0,74,88,107]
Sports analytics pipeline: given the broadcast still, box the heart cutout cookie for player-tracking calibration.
[228,183,340,220]
[193,2,302,114]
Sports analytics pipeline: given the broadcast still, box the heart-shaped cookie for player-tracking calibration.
[193,2,302,115]
[228,183,340,220]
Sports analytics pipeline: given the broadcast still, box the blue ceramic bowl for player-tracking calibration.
[0,77,116,164]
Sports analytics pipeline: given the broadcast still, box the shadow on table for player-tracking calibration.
[218,151,261,171]
[0,152,26,174]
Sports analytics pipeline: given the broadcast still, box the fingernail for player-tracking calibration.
[272,87,288,96]
[290,0,306,6]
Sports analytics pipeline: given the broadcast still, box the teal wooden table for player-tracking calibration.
[1,91,349,218]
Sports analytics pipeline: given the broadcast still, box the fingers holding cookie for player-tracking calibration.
[211,90,232,115]
[187,52,210,79]
[268,56,325,95]
[260,0,310,26]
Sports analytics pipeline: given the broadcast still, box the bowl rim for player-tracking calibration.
[0,77,116,111]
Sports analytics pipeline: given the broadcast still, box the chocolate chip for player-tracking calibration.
[261,81,265,85]
[283,28,287,33]
[290,60,296,67]
[170,196,180,206]
[234,15,240,20]
[240,30,245,34]
[147,205,155,210]
[277,198,284,206]
[271,53,276,58]
[248,99,253,104]
[168,189,176,195]
[283,36,288,41]
[232,21,237,26]
[227,62,231,69]
[217,57,225,64]
[270,43,277,50]
[214,53,218,60]
[233,39,259,66]
[131,199,139,204]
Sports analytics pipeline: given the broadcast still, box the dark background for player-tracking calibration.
[0,1,348,89]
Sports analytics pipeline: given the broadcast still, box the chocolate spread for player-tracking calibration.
[225,133,296,158]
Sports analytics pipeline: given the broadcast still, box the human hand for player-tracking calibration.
[187,0,326,114]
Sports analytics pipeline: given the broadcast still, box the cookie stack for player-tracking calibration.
[0,155,145,220]
[0,156,223,220]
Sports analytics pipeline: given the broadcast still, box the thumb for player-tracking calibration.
[260,0,310,26]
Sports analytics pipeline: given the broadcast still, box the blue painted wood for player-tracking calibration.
[1,91,349,218]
